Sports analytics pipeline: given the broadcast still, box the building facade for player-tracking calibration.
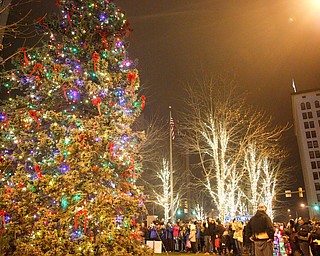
[292,89,320,219]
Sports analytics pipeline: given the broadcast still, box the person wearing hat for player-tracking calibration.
[245,203,275,256]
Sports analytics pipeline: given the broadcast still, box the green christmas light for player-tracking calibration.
[61,195,68,210]
[64,137,71,145]
[72,194,81,201]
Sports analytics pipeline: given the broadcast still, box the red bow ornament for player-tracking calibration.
[0,210,7,233]
[74,209,89,233]
[29,110,40,128]
[21,47,29,66]
[141,95,146,111]
[30,63,43,77]
[34,164,43,179]
[92,97,102,116]
[92,53,100,72]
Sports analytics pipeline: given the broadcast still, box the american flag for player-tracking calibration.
[170,116,175,140]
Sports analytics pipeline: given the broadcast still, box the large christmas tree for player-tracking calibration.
[0,0,151,255]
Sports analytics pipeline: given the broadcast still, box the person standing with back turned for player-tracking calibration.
[246,203,275,256]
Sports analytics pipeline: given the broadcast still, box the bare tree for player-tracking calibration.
[152,158,180,223]
[180,76,290,221]
[134,115,187,221]
[0,0,39,57]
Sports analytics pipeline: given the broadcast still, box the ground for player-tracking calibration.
[157,253,250,256]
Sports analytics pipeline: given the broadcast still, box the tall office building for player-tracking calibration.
[292,88,320,219]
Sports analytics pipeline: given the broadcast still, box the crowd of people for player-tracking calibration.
[135,203,320,255]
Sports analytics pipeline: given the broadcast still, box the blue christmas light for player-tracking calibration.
[61,164,69,174]
[100,13,107,21]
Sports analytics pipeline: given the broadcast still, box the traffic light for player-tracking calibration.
[285,190,291,198]
[298,187,303,197]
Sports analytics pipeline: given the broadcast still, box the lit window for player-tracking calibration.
[302,113,307,119]
[310,151,315,159]
[310,121,315,128]
[307,102,311,109]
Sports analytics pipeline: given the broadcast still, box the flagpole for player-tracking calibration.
[169,106,174,223]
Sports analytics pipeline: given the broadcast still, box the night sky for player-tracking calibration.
[5,0,320,203]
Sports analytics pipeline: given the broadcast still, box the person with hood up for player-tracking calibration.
[246,203,275,256]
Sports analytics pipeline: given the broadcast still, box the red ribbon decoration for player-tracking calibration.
[30,63,43,76]
[127,73,136,84]
[29,110,40,128]
[37,16,49,31]
[125,21,134,40]
[109,142,114,160]
[92,97,102,116]
[0,210,7,233]
[92,53,100,72]
[68,12,71,24]
[128,73,137,94]
[62,85,68,102]
[5,187,12,195]
[74,209,88,233]
[128,158,135,171]
[34,164,43,179]
[141,95,146,110]
[21,47,29,66]
[0,156,4,164]
[101,31,109,48]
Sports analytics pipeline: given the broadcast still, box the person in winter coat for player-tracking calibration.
[166,223,173,252]
[246,203,275,256]
[215,219,225,254]
[233,220,244,256]
[297,218,312,256]
[189,222,197,253]
[149,224,159,240]
[172,223,180,252]
[203,217,215,254]
[310,221,320,256]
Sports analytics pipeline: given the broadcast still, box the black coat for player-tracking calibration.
[246,210,274,240]
[203,221,216,236]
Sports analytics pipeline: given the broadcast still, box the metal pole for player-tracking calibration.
[169,106,174,223]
